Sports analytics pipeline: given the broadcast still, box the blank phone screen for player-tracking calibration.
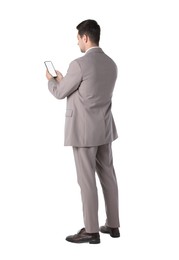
[45,61,57,77]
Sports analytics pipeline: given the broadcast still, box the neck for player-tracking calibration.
[85,44,99,52]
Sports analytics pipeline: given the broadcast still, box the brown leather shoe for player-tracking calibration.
[100,225,120,238]
[66,228,100,244]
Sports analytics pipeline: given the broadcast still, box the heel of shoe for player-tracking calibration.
[110,232,120,238]
[89,238,100,244]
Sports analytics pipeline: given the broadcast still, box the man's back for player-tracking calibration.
[63,48,118,147]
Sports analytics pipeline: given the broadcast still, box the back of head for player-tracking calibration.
[76,19,101,45]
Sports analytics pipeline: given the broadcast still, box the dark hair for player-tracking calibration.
[76,19,100,45]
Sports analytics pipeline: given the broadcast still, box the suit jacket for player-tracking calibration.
[48,47,118,147]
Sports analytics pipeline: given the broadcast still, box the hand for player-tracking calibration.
[46,69,63,82]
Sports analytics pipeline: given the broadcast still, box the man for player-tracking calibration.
[46,19,120,244]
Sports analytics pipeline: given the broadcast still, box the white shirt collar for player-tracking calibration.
[85,46,100,53]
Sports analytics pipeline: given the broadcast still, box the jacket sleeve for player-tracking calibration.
[48,60,82,99]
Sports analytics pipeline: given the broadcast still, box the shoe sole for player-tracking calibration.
[66,238,100,244]
[89,239,100,244]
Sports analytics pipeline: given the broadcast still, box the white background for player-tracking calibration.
[0,0,179,259]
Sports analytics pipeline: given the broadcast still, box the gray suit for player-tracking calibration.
[48,47,120,232]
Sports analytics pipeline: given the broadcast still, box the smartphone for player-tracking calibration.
[44,61,57,78]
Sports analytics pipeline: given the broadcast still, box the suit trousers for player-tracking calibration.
[73,143,120,233]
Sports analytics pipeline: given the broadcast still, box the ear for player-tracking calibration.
[82,34,88,43]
